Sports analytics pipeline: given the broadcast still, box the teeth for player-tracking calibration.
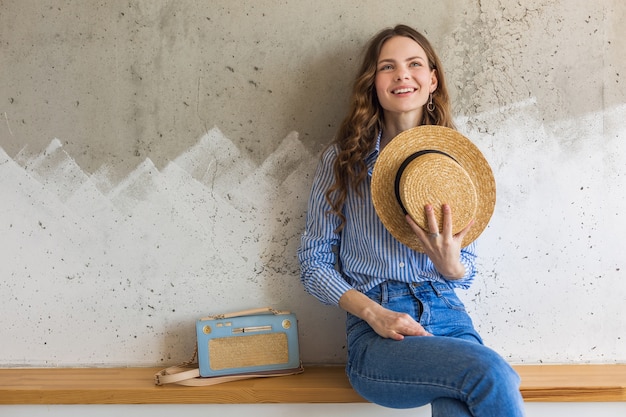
[393,88,414,94]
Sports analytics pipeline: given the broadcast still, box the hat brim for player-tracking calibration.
[371,125,496,253]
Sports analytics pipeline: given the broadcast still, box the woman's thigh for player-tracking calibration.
[345,282,523,414]
[346,328,506,408]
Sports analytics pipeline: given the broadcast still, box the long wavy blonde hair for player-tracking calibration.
[326,24,457,232]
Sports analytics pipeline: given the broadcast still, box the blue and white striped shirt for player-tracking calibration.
[297,133,477,306]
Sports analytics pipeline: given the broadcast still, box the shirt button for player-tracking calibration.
[399,262,405,268]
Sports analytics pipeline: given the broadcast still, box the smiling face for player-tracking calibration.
[374,36,438,124]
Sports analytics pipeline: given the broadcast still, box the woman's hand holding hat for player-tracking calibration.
[406,204,474,280]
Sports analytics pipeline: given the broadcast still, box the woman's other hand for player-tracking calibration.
[366,305,433,340]
[339,289,432,340]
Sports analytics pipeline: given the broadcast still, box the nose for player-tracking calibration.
[395,67,410,81]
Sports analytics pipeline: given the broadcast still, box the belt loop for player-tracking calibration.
[380,281,389,304]
[429,281,441,297]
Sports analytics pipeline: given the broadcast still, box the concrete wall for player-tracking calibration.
[1,0,624,367]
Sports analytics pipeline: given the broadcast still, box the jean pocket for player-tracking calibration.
[438,288,467,312]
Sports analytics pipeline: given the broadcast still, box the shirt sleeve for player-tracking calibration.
[297,146,354,306]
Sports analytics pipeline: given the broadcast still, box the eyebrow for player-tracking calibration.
[377,56,426,64]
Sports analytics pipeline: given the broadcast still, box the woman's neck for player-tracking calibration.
[380,111,423,150]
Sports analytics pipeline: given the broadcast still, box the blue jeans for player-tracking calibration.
[345,281,525,416]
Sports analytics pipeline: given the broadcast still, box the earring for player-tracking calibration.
[427,93,435,112]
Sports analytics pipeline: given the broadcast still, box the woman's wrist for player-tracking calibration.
[440,261,466,280]
[339,289,380,321]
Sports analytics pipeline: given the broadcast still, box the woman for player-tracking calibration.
[298,24,525,416]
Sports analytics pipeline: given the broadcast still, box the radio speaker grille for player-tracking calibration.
[208,333,288,370]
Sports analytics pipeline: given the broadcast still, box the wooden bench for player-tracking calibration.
[0,365,624,404]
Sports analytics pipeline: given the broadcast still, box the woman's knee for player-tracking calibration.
[469,344,520,385]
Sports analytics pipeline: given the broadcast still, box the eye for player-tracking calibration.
[379,64,393,71]
[410,61,422,68]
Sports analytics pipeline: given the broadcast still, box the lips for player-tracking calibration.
[392,87,416,94]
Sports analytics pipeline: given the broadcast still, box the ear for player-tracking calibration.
[430,69,438,93]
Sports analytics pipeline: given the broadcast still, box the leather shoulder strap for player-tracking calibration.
[154,363,304,386]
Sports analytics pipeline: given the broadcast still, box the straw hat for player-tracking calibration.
[371,125,496,252]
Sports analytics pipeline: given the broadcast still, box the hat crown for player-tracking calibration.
[397,152,477,234]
